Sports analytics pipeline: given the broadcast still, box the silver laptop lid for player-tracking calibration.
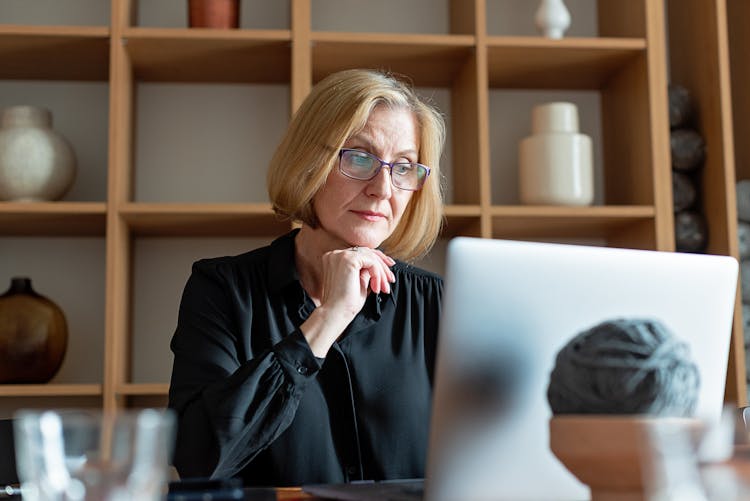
[426,237,738,501]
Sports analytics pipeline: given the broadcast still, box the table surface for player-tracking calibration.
[276,487,314,500]
[268,447,750,500]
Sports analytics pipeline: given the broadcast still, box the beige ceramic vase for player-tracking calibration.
[0,105,77,201]
[519,102,593,206]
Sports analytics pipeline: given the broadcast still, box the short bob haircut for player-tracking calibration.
[267,68,446,261]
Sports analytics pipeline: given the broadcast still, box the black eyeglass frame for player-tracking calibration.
[337,148,431,191]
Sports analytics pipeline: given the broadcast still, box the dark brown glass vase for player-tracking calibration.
[0,277,68,383]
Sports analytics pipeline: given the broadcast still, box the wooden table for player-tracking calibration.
[276,487,315,500]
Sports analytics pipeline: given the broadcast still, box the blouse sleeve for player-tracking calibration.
[167,260,321,480]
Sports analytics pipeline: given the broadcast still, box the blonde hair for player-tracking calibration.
[267,69,446,261]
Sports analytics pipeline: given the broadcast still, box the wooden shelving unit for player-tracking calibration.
[726,0,750,403]
[666,0,746,404]
[0,0,746,413]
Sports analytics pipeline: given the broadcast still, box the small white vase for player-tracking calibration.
[0,106,77,202]
[519,102,593,206]
[535,0,571,39]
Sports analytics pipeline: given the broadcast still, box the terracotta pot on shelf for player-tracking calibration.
[188,0,240,29]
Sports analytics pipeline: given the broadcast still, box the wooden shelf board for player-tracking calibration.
[490,205,655,238]
[442,204,482,237]
[0,383,102,397]
[124,28,292,83]
[443,204,481,216]
[311,33,475,87]
[120,202,291,236]
[486,37,645,89]
[0,25,110,80]
[0,202,107,236]
[117,383,169,396]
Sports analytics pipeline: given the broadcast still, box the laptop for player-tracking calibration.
[305,237,739,501]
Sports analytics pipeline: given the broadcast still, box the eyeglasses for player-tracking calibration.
[338,148,431,191]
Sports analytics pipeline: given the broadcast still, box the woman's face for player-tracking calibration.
[312,105,419,249]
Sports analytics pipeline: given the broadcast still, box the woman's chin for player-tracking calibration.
[345,234,385,249]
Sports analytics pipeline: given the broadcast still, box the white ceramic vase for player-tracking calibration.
[535,0,571,39]
[0,105,77,201]
[519,102,593,206]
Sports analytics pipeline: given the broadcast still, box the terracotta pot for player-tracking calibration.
[188,0,240,29]
[0,277,68,383]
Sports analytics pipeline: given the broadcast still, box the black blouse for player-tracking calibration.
[168,230,443,487]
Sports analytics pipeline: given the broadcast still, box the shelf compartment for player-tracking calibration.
[123,28,291,83]
[490,205,655,239]
[118,382,171,409]
[0,384,102,397]
[443,204,482,238]
[0,26,109,81]
[487,37,645,89]
[311,32,475,87]
[120,203,290,236]
[0,202,106,235]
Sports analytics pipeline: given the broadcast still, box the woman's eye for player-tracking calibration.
[393,164,414,176]
[352,155,373,168]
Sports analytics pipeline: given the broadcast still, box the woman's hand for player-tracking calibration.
[321,246,395,316]
[301,247,395,357]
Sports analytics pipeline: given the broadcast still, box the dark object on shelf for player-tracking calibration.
[672,171,697,212]
[674,211,709,253]
[668,84,693,129]
[671,128,706,172]
[547,318,699,416]
[188,0,240,29]
[0,277,68,383]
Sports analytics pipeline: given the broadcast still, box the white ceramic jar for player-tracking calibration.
[0,105,77,201]
[519,102,593,206]
[535,0,571,39]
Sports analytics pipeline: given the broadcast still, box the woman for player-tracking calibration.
[168,69,446,486]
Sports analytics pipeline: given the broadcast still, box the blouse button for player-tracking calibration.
[296,365,309,375]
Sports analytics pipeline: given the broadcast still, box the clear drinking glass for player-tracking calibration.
[13,409,175,501]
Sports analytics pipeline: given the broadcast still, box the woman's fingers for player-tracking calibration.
[319,246,395,310]
[302,247,396,355]
[360,269,372,292]
[358,248,394,294]
[374,248,396,267]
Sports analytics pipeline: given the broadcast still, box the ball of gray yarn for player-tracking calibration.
[671,128,705,172]
[743,303,750,349]
[672,171,697,212]
[674,210,708,253]
[669,84,693,129]
[547,318,700,416]
[738,222,750,260]
[737,180,750,222]
[741,262,750,303]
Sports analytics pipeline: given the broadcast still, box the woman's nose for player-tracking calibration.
[366,166,393,199]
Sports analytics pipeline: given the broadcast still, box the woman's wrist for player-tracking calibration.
[299,305,354,357]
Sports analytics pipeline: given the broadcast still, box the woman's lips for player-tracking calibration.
[352,210,386,222]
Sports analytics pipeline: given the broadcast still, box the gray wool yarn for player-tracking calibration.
[547,318,700,416]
